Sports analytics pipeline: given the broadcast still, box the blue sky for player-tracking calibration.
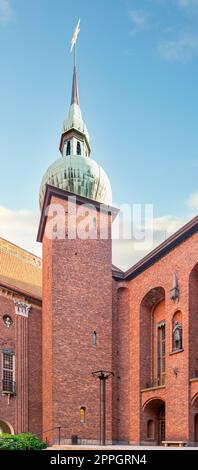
[0,0,198,268]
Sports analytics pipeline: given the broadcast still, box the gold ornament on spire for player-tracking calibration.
[70,19,80,53]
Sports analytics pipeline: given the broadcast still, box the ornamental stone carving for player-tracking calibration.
[13,300,31,318]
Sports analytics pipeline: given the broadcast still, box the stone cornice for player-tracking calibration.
[37,184,119,243]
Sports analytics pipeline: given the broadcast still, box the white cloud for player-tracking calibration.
[114,188,198,269]
[112,214,186,270]
[0,206,42,257]
[159,34,198,62]
[0,0,12,24]
[152,215,186,233]
[0,198,195,271]
[0,204,185,270]
[129,9,149,35]
[127,1,198,62]
[186,190,198,209]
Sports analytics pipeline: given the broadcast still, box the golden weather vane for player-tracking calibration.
[70,19,81,65]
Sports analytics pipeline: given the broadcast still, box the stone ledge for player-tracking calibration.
[141,385,166,393]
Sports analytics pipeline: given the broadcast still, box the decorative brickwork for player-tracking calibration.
[113,230,198,445]
[1,203,198,445]
[0,289,42,435]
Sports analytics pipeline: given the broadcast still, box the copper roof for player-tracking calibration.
[0,237,42,300]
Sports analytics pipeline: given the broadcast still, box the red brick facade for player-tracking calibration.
[113,226,198,445]
[0,289,42,437]
[41,194,114,444]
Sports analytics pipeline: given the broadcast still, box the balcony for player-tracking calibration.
[1,380,16,395]
[191,370,198,379]
[143,376,165,390]
[141,376,166,409]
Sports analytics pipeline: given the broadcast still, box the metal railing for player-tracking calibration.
[37,426,79,446]
[144,376,165,389]
[39,426,62,446]
[192,370,198,379]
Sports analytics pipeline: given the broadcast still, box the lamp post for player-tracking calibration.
[92,370,114,446]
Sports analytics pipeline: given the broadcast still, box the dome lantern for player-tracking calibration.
[59,60,91,160]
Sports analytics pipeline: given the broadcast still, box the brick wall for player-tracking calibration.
[112,284,129,443]
[42,195,113,444]
[28,305,42,436]
[114,230,198,445]
[0,291,42,436]
[0,293,16,432]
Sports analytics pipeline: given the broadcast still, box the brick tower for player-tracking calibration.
[37,36,118,445]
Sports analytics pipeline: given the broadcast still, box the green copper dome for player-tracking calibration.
[39,155,112,208]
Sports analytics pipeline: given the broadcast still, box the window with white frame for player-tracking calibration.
[2,351,15,393]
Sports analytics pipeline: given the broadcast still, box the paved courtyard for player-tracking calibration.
[46,444,197,451]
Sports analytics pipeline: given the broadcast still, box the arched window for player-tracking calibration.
[80,407,86,423]
[77,141,81,155]
[92,331,97,346]
[66,141,71,156]
[147,419,154,439]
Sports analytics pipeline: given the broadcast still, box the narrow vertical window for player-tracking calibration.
[157,323,165,386]
[93,217,97,232]
[66,141,71,156]
[92,331,97,346]
[2,351,15,393]
[77,141,81,155]
[80,407,86,423]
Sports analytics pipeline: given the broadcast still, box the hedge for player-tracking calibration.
[0,432,47,450]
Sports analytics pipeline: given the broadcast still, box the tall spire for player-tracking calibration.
[70,20,80,106]
[71,61,79,105]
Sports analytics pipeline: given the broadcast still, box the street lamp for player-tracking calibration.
[92,370,114,446]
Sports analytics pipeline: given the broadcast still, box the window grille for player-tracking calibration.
[2,351,15,394]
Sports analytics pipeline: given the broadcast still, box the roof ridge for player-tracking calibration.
[0,236,42,266]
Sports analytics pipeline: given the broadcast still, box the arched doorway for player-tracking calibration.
[195,414,198,444]
[0,420,14,434]
[143,398,165,445]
